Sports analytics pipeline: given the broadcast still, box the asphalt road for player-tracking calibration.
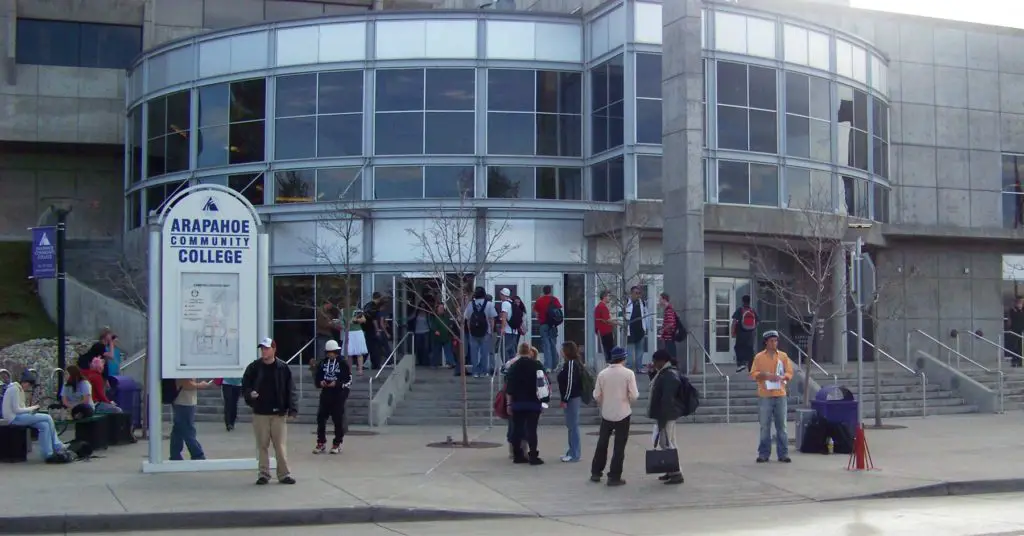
[72,491,1024,536]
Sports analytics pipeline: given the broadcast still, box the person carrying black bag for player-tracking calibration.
[313,340,352,455]
[647,350,684,484]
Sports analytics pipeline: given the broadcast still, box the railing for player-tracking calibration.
[368,332,412,428]
[847,330,927,418]
[120,349,147,373]
[956,329,1016,372]
[1004,331,1023,363]
[774,331,837,386]
[284,338,316,400]
[685,333,730,424]
[908,329,1002,414]
[953,330,1007,414]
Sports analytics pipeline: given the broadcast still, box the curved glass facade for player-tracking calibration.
[124,3,892,229]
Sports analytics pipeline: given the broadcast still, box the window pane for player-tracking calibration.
[318,113,363,157]
[537,71,560,114]
[608,101,625,149]
[591,62,608,111]
[607,56,625,103]
[537,167,557,199]
[376,69,424,112]
[79,23,143,68]
[872,99,889,140]
[425,112,474,154]
[167,91,191,134]
[873,184,890,223]
[276,74,317,117]
[197,125,228,168]
[317,167,361,202]
[810,119,831,162]
[560,72,583,114]
[592,108,608,154]
[147,138,166,178]
[274,275,315,319]
[785,168,810,208]
[837,84,854,125]
[809,76,831,120]
[488,69,534,112]
[718,161,749,204]
[636,99,662,144]
[229,173,264,206]
[636,53,662,99]
[275,169,315,204]
[487,166,535,199]
[375,166,423,199]
[425,68,475,111]
[873,139,889,178]
[716,62,747,106]
[488,113,534,155]
[15,19,81,67]
[749,109,777,153]
[198,84,230,127]
[230,79,267,122]
[717,105,748,150]
[274,321,315,363]
[554,114,582,157]
[748,66,776,110]
[843,175,855,214]
[425,166,474,198]
[637,155,662,200]
[785,72,809,116]
[166,132,189,173]
[749,164,779,206]
[318,70,363,114]
[786,115,809,158]
[852,129,868,170]
[275,116,316,159]
[147,97,166,139]
[853,90,868,130]
[146,186,166,216]
[229,121,265,163]
[374,112,424,155]
[559,168,583,200]
[608,156,625,202]
[592,160,609,202]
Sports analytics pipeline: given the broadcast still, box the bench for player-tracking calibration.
[0,419,30,462]
[55,415,111,451]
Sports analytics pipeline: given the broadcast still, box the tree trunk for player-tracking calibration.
[458,325,469,447]
[802,320,815,406]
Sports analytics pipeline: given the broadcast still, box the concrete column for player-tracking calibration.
[661,1,705,333]
[831,245,848,369]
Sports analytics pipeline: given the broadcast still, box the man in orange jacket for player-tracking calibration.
[750,331,793,464]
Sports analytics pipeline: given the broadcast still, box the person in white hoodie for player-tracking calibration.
[1,370,66,461]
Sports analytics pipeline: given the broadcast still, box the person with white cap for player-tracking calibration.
[750,330,793,464]
[242,338,298,485]
[313,340,352,455]
[498,288,517,363]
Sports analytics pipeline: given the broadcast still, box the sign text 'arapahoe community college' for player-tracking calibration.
[160,190,260,378]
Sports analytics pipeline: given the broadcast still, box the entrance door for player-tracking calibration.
[708,278,736,364]
[528,278,563,365]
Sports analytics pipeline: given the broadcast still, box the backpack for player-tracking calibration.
[161,378,181,405]
[740,307,757,331]
[676,374,700,416]
[671,310,687,342]
[546,302,564,327]
[578,364,595,405]
[468,300,489,338]
[508,302,524,330]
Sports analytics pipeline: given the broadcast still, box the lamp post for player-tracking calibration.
[53,205,72,389]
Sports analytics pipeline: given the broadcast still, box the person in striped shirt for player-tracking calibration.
[658,293,684,363]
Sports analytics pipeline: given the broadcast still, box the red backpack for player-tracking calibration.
[740,307,757,331]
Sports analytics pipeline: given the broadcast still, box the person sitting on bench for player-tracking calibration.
[1,370,67,461]
[61,365,96,419]
[83,358,122,414]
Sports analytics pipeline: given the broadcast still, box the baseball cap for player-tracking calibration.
[257,337,276,349]
[608,346,628,363]
[763,330,779,341]
[500,288,511,297]
[20,370,38,385]
[325,340,341,352]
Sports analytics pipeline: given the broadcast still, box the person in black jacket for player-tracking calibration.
[242,338,299,485]
[505,349,549,465]
[313,339,352,455]
[647,349,684,484]
[557,341,583,463]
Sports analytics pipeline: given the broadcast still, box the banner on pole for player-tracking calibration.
[31,226,57,279]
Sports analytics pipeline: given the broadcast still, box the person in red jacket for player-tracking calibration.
[594,290,616,360]
[532,286,562,371]
[83,357,122,414]
[658,293,685,363]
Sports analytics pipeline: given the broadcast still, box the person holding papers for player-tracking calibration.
[749,331,793,464]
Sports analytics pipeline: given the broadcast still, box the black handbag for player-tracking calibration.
[645,432,681,474]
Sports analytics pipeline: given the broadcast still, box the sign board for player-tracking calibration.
[31,226,57,279]
[160,190,260,379]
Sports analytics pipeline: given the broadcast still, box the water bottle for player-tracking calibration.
[826,436,834,454]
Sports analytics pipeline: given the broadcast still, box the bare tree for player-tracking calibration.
[402,192,518,446]
[98,254,149,317]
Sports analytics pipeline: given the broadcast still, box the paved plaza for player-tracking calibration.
[4,413,1024,533]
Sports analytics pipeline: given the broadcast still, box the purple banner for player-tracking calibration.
[31,226,57,279]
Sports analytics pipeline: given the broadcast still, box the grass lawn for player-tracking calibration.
[0,241,56,350]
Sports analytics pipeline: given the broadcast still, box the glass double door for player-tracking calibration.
[707,277,752,364]
[487,274,563,364]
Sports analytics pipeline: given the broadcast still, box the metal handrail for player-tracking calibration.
[1002,331,1024,365]
[957,329,1019,369]
[685,333,730,424]
[489,335,507,428]
[284,338,316,365]
[847,330,926,418]
[774,331,837,386]
[953,330,1007,414]
[120,349,147,372]
[909,329,1002,414]
[368,331,412,427]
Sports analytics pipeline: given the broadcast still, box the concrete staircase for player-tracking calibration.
[957,366,1024,410]
[163,366,390,426]
[813,365,975,418]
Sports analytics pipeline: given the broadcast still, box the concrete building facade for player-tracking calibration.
[3,0,1024,372]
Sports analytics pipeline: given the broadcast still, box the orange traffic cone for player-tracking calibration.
[847,423,874,471]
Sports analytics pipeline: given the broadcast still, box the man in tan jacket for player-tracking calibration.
[590,347,639,487]
[750,331,793,464]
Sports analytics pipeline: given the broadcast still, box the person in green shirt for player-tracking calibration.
[344,309,369,375]
[429,303,456,370]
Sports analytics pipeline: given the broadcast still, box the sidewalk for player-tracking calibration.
[4,413,1024,533]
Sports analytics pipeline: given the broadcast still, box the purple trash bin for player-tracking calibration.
[112,376,142,428]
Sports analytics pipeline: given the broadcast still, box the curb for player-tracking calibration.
[830,478,1024,502]
[1,506,532,534]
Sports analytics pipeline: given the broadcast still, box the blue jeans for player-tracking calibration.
[758,396,789,460]
[563,397,581,460]
[539,324,558,370]
[502,332,518,362]
[432,341,455,367]
[629,338,646,372]
[470,336,489,376]
[170,404,205,461]
[12,413,63,460]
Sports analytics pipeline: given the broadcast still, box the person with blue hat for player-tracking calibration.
[590,346,639,487]
[750,330,794,464]
[1,370,67,461]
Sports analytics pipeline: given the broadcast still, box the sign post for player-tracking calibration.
[143,185,270,474]
[30,227,57,279]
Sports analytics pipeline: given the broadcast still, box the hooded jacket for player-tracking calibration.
[647,364,685,423]
[314,356,352,390]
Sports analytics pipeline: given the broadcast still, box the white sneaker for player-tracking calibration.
[560,455,574,462]
[329,445,342,454]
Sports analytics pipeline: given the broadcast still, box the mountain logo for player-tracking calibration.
[202,197,219,212]
[38,233,51,247]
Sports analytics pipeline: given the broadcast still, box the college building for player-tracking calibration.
[2,0,1023,370]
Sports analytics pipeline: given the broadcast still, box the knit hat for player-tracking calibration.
[608,346,628,363]
[763,330,779,341]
